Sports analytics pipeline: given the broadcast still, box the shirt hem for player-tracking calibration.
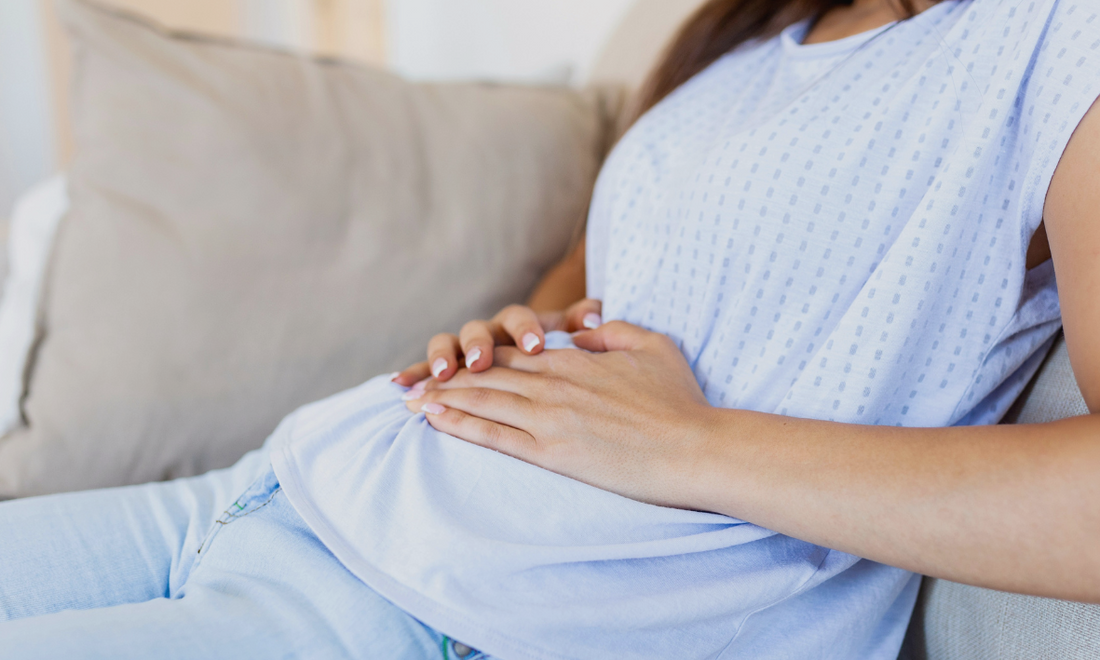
[271,434,577,660]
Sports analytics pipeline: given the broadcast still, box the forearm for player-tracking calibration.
[526,238,587,313]
[692,409,1100,602]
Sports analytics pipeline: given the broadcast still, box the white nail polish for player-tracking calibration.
[421,403,446,415]
[522,333,541,353]
[431,358,448,378]
[465,347,482,369]
[387,372,401,382]
[582,313,603,330]
[402,389,424,401]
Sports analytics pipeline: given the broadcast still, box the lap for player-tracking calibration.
[0,449,450,660]
[0,445,271,620]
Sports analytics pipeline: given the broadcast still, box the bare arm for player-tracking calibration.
[526,238,587,313]
[688,99,1100,602]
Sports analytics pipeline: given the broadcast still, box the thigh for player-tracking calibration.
[0,481,445,660]
[0,447,271,621]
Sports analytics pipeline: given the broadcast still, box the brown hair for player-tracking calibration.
[635,0,932,120]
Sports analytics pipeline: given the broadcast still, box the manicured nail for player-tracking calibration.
[465,347,482,369]
[582,313,603,330]
[421,403,446,415]
[431,358,448,378]
[388,372,401,382]
[522,333,541,353]
[402,389,424,401]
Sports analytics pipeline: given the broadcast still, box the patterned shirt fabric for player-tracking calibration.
[274,2,1100,659]
[589,0,1095,427]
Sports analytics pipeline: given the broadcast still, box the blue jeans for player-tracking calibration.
[0,446,490,660]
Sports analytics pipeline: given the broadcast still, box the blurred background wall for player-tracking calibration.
[0,0,637,222]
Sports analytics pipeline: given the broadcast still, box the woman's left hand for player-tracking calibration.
[402,322,718,510]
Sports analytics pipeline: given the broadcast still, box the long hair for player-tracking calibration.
[635,0,933,119]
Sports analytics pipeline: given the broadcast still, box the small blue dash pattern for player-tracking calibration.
[587,0,1100,427]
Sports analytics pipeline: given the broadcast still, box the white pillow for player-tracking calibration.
[0,175,68,436]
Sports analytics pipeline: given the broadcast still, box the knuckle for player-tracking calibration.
[461,320,488,336]
[468,388,493,408]
[542,375,571,400]
[482,422,508,447]
[500,304,527,319]
[654,334,678,352]
[429,334,457,352]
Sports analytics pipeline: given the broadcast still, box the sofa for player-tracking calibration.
[0,0,1096,656]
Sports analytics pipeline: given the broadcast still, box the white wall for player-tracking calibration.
[0,0,55,217]
[385,0,637,85]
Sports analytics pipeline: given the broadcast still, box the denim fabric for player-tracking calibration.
[0,446,488,660]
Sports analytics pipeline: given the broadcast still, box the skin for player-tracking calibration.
[400,0,1100,604]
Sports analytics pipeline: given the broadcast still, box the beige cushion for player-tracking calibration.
[901,335,1100,659]
[0,0,610,497]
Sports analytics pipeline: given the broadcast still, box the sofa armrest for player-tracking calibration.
[899,335,1100,660]
[0,216,9,285]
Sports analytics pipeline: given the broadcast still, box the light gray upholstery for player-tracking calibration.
[0,219,7,284]
[900,335,1100,659]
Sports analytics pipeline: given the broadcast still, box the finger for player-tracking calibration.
[459,320,496,372]
[425,363,540,395]
[393,362,431,387]
[418,404,536,461]
[563,299,603,332]
[426,333,462,381]
[495,305,545,355]
[400,378,431,402]
[571,320,657,353]
[407,387,536,430]
[535,310,567,333]
[490,346,547,374]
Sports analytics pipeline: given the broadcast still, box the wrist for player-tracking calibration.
[678,405,767,518]
[674,404,736,514]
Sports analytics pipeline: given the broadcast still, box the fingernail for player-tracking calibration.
[388,372,401,382]
[402,389,424,401]
[421,403,446,415]
[431,358,448,379]
[465,347,482,369]
[582,313,603,330]
[522,333,541,353]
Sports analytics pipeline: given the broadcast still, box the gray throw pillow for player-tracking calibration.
[0,0,611,497]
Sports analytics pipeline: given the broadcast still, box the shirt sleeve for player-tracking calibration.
[1015,0,1100,230]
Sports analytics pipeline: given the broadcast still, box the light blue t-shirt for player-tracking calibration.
[273,2,1100,658]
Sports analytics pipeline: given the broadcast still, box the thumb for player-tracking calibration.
[572,321,654,353]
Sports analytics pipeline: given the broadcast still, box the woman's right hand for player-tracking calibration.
[392,299,603,388]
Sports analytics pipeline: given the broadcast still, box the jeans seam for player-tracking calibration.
[196,487,282,556]
[220,487,282,523]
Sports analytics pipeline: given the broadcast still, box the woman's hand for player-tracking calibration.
[393,299,603,388]
[402,321,719,511]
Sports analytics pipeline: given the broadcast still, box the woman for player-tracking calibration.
[2,0,1098,658]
